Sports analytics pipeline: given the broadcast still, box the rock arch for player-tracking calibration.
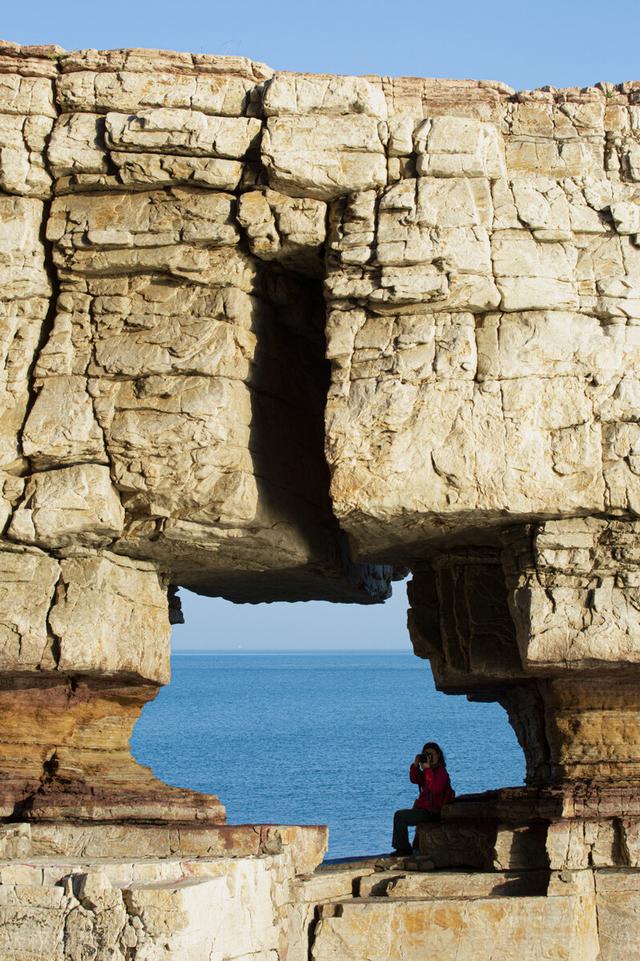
[0,38,638,960]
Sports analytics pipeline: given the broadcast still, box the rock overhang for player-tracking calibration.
[1,35,640,816]
[3,36,640,961]
[3,42,639,579]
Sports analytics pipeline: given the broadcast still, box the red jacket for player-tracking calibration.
[410,763,454,812]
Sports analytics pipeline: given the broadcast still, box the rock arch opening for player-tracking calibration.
[1,37,640,960]
[132,586,525,858]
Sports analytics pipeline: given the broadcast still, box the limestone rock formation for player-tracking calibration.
[1,36,640,960]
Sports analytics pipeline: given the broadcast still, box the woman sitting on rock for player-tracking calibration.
[391,741,455,856]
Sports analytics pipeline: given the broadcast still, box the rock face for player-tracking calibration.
[0,825,328,961]
[1,36,640,960]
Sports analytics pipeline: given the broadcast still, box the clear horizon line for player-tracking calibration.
[171,648,413,655]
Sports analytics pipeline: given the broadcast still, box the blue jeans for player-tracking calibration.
[392,807,439,854]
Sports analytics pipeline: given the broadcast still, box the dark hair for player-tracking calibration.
[422,742,446,767]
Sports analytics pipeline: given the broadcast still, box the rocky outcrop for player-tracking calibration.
[0,825,328,961]
[2,36,640,960]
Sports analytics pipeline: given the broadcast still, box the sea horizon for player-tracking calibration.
[171,648,415,656]
[135,650,525,857]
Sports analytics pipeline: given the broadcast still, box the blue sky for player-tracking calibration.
[7,0,638,649]
[177,581,412,652]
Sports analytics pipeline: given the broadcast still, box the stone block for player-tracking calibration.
[263,74,386,118]
[0,73,56,117]
[415,819,548,871]
[0,112,53,197]
[475,311,634,381]
[262,116,387,200]
[237,188,326,274]
[105,108,262,158]
[0,196,50,298]
[47,188,240,267]
[0,821,324,862]
[0,299,52,470]
[112,151,245,189]
[0,547,59,672]
[57,68,257,117]
[381,868,548,899]
[8,464,124,549]
[48,552,169,681]
[595,870,640,961]
[492,230,579,310]
[503,519,640,671]
[325,333,606,559]
[0,884,68,961]
[22,375,108,468]
[311,892,599,961]
[546,820,621,871]
[47,112,109,178]
[124,864,280,960]
[505,138,604,179]
[415,116,506,178]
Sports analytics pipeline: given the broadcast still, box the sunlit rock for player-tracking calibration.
[0,36,639,961]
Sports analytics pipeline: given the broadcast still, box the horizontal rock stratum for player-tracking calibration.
[1,38,640,960]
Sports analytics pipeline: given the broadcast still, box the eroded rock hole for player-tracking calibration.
[132,585,525,859]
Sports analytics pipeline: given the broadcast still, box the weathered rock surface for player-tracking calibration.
[2,36,640,961]
[312,893,599,961]
[4,847,635,961]
[0,827,327,961]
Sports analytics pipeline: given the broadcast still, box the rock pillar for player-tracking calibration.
[408,519,640,871]
[0,547,225,821]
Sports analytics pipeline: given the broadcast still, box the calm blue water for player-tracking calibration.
[132,653,525,859]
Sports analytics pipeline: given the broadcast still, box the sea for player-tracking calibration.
[132,652,525,860]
